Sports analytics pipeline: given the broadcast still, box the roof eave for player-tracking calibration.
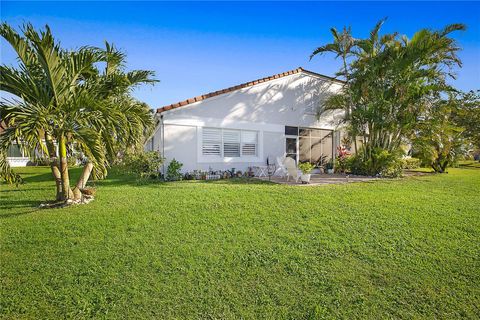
[156,67,344,114]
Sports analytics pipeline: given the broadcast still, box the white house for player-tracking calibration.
[146,67,347,173]
[5,143,31,167]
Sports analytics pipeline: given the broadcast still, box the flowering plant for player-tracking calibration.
[336,145,351,173]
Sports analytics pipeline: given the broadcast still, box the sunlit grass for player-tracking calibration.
[1,166,479,318]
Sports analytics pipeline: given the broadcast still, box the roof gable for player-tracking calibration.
[156,67,344,114]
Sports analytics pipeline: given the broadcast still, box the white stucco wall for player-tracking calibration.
[6,157,30,167]
[147,71,345,173]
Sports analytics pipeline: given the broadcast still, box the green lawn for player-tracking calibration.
[1,167,479,319]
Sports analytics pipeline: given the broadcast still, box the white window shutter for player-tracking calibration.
[223,130,241,157]
[202,128,258,158]
[241,131,257,156]
[202,128,222,156]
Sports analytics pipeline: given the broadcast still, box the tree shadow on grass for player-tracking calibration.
[0,207,42,219]
[0,188,47,193]
[458,162,480,170]
[0,197,43,219]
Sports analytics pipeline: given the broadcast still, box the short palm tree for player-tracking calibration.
[0,23,157,202]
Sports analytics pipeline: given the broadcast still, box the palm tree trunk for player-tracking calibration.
[58,134,73,200]
[72,162,93,200]
[45,135,62,201]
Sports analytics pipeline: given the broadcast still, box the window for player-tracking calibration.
[285,126,298,136]
[223,130,240,157]
[202,128,222,156]
[202,128,258,158]
[7,144,22,157]
[298,127,333,166]
[241,131,257,156]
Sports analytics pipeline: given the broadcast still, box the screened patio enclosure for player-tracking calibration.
[285,126,334,166]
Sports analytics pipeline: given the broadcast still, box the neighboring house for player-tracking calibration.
[1,126,61,167]
[6,143,31,167]
[146,67,347,173]
[0,124,31,167]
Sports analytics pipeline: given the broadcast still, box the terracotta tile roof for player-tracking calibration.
[156,67,345,114]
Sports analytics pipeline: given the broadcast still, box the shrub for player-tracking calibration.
[348,148,403,178]
[166,158,183,181]
[33,157,51,166]
[123,151,164,179]
[298,162,315,174]
[401,157,421,169]
[336,146,351,173]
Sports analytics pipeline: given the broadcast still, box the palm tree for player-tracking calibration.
[0,22,156,202]
[310,25,359,152]
[310,20,465,174]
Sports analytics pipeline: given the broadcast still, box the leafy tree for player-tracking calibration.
[0,23,157,202]
[453,90,480,153]
[122,151,164,179]
[413,95,467,172]
[311,20,466,175]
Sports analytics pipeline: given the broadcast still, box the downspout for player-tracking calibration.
[332,129,336,171]
[160,114,165,181]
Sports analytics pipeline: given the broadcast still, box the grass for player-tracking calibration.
[1,166,479,319]
[459,160,480,169]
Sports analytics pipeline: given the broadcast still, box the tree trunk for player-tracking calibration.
[58,134,73,200]
[45,135,63,201]
[72,162,93,200]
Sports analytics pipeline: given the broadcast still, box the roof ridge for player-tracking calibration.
[156,67,343,113]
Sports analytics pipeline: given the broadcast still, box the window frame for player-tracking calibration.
[199,127,261,163]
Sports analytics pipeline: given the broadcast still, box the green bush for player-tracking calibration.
[166,158,183,181]
[336,156,350,173]
[348,148,403,178]
[298,162,315,174]
[402,157,421,169]
[123,151,164,179]
[33,157,51,166]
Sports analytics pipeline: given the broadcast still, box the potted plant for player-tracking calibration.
[298,162,315,184]
[325,160,334,174]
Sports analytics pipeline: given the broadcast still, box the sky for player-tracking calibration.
[1,1,479,110]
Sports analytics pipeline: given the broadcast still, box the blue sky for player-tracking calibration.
[1,1,479,109]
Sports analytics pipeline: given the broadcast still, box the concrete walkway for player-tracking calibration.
[256,173,378,186]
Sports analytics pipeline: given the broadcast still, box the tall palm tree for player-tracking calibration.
[310,25,359,152]
[0,23,157,202]
[310,20,465,174]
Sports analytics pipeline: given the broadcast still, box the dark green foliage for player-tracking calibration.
[453,90,480,150]
[336,156,349,173]
[412,96,467,173]
[166,158,183,181]
[122,151,163,179]
[348,147,403,177]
